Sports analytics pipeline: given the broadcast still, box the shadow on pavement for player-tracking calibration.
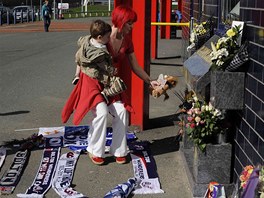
[0,110,30,116]
[148,114,180,129]
[151,136,180,155]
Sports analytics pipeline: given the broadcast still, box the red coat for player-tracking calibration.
[61,34,134,125]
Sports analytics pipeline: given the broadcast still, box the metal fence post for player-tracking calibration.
[27,9,29,22]
[190,17,194,35]
[0,11,2,26]
[7,10,10,25]
[14,10,16,24]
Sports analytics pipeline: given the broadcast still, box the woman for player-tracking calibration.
[62,5,155,165]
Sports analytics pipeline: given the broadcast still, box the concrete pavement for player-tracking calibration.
[0,18,192,198]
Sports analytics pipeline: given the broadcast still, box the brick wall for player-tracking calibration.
[182,0,264,183]
[233,0,264,182]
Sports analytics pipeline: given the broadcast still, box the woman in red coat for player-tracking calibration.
[62,5,155,165]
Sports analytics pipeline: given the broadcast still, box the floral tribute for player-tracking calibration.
[258,166,264,197]
[185,93,226,152]
[239,165,264,197]
[240,165,254,189]
[187,21,212,51]
[210,25,241,71]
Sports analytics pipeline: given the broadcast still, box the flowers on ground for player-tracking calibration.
[210,25,241,71]
[239,165,264,197]
[185,94,225,152]
[240,165,254,189]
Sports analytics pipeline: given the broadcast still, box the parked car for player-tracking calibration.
[0,6,14,24]
[12,5,35,21]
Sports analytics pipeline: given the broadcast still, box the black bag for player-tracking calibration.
[44,8,50,17]
[225,42,249,71]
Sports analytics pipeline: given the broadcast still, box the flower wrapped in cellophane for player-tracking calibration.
[210,25,248,71]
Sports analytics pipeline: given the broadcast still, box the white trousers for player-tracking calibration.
[86,101,128,158]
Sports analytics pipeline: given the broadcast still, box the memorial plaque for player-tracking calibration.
[183,35,220,92]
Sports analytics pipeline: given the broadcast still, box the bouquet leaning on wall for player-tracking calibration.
[210,25,249,72]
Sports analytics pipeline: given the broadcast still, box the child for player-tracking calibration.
[73,19,126,103]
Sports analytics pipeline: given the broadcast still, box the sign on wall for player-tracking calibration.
[58,3,69,10]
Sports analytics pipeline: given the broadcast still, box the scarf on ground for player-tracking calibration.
[52,151,86,198]
[0,150,29,195]
[17,147,60,198]
[129,141,164,194]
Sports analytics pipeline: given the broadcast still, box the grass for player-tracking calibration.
[69,4,113,12]
[61,4,113,18]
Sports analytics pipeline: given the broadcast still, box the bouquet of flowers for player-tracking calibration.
[210,25,246,71]
[185,94,226,152]
[239,165,264,198]
[187,19,213,51]
[239,165,254,189]
[258,166,264,197]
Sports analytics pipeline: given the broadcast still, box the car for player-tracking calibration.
[0,6,14,24]
[12,5,35,21]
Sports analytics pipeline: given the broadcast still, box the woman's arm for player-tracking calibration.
[128,52,152,84]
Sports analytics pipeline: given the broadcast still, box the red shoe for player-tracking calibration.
[116,156,127,164]
[88,153,104,165]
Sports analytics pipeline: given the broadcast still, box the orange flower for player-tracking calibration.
[239,165,254,189]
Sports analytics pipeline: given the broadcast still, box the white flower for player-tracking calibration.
[210,48,229,61]
[193,96,198,102]
[211,42,217,52]
[213,109,221,117]
[217,37,230,46]
[195,116,201,123]
[216,59,224,66]
[208,103,213,111]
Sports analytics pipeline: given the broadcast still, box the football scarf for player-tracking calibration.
[0,147,6,170]
[104,178,136,198]
[63,126,90,151]
[38,126,137,151]
[0,150,29,195]
[52,151,85,198]
[17,147,60,198]
[129,141,164,194]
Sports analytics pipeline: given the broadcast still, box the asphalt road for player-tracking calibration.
[0,18,192,198]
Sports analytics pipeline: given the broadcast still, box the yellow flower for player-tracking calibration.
[226,28,236,37]
[216,43,220,49]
